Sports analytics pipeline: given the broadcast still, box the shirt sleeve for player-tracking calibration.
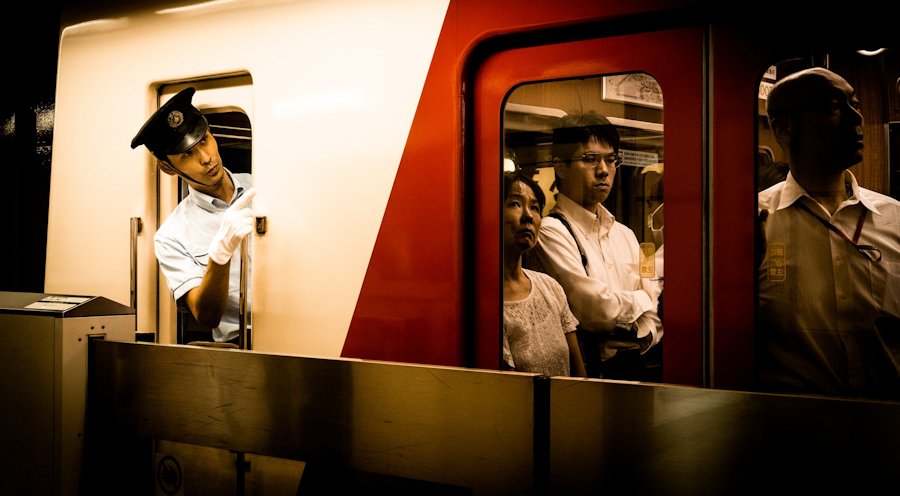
[532,217,656,332]
[154,231,205,304]
[634,312,663,351]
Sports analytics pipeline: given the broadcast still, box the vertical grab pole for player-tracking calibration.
[130,217,143,309]
[239,216,264,350]
[239,236,250,350]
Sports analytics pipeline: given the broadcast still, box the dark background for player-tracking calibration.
[1,3,62,292]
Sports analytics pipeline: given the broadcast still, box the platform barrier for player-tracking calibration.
[84,340,537,495]
[84,340,900,495]
[0,291,135,496]
[549,376,900,494]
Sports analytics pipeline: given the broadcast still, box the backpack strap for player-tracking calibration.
[548,212,587,271]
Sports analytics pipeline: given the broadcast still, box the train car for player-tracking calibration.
[7,0,897,493]
[42,0,899,394]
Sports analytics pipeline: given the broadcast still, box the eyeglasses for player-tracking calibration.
[576,152,622,170]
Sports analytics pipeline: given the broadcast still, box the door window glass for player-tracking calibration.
[501,73,665,379]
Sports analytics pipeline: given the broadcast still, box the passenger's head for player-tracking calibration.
[551,111,622,209]
[503,171,545,255]
[766,67,864,174]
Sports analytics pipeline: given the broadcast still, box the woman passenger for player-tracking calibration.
[502,171,587,377]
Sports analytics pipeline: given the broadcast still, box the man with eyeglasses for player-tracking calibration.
[757,67,900,399]
[527,111,663,380]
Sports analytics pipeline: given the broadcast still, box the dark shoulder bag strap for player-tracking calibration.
[548,212,587,271]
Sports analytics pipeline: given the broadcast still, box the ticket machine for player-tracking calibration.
[0,291,135,495]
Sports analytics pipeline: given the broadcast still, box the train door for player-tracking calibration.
[155,76,254,345]
[472,27,705,386]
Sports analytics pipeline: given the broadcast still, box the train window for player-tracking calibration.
[501,72,664,379]
[155,77,255,347]
[755,49,900,400]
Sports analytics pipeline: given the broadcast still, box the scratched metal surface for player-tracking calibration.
[85,340,537,495]
[549,377,900,495]
[86,340,900,495]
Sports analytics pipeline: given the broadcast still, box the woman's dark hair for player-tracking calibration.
[503,170,545,212]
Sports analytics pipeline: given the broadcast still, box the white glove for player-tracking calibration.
[208,188,258,265]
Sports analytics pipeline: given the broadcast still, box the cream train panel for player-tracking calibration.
[45,0,450,355]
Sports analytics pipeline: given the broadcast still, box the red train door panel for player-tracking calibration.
[472,27,704,386]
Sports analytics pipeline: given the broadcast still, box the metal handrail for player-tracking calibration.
[129,217,142,309]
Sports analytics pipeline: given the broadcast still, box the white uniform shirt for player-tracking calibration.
[757,170,900,397]
[154,170,252,342]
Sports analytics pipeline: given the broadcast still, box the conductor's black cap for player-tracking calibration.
[130,87,209,156]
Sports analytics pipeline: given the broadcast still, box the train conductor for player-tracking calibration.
[131,87,257,345]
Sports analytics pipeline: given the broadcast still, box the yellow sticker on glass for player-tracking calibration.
[639,242,656,278]
[767,243,786,281]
